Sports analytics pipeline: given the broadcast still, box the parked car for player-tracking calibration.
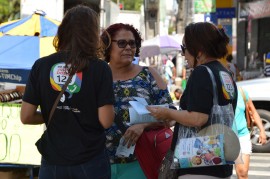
[237,77,270,153]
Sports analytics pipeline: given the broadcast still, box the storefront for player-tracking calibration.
[237,0,270,78]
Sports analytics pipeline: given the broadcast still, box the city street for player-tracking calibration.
[232,153,270,179]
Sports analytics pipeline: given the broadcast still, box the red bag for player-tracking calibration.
[135,128,173,179]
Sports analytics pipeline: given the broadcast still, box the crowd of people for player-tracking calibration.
[20,4,267,179]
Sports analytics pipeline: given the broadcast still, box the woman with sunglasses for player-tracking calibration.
[100,23,173,179]
[147,22,238,179]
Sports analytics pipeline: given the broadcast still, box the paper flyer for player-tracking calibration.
[128,97,168,124]
[174,134,226,168]
[129,108,158,124]
[115,137,135,157]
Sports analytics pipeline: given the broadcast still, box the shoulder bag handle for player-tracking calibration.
[239,87,254,130]
[171,65,218,151]
[201,65,218,105]
[48,75,73,126]
[239,87,247,103]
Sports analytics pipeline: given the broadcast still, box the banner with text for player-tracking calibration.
[0,69,29,84]
[0,103,44,165]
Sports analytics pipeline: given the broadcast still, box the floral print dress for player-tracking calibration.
[105,67,172,164]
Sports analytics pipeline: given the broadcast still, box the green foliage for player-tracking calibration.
[111,0,143,11]
[0,0,20,24]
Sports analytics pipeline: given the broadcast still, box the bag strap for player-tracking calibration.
[171,122,179,151]
[239,87,247,103]
[239,87,254,132]
[171,66,218,151]
[48,75,73,126]
[201,65,218,105]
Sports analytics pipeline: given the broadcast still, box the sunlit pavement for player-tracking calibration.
[232,153,270,179]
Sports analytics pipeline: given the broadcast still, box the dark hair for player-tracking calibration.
[53,5,101,75]
[64,0,101,15]
[184,22,229,60]
[174,88,182,94]
[226,54,233,62]
[100,23,142,62]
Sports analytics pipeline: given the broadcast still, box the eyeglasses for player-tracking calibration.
[181,45,187,55]
[112,39,136,49]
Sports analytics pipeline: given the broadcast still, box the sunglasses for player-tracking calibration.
[181,45,187,55]
[112,39,136,48]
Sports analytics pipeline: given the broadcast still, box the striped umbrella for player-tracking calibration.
[0,10,60,84]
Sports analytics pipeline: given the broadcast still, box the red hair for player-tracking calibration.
[100,23,142,62]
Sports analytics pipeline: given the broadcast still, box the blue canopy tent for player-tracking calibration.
[0,11,60,84]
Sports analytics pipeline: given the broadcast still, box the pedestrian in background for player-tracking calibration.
[234,87,266,179]
[174,88,182,101]
[100,23,173,179]
[147,22,237,179]
[170,88,182,107]
[165,55,176,92]
[226,54,242,81]
[20,5,115,179]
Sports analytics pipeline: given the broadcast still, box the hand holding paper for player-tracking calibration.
[129,101,150,115]
[128,97,168,124]
[115,137,135,157]
[146,105,170,122]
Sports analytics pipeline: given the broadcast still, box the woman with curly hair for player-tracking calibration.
[100,23,173,179]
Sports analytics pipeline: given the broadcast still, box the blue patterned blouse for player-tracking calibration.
[105,67,173,164]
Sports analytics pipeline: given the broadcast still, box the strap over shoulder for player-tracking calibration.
[239,87,248,103]
[201,65,218,105]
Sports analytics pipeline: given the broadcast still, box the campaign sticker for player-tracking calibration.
[219,71,234,100]
[50,62,82,98]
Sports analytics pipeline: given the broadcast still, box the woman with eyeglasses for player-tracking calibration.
[147,22,238,179]
[100,23,173,179]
